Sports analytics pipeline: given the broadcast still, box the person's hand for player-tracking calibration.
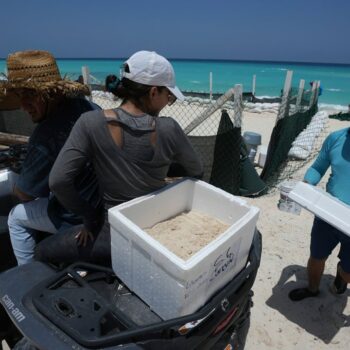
[75,227,94,247]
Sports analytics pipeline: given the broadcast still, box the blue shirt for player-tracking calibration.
[304,128,350,205]
[16,97,101,228]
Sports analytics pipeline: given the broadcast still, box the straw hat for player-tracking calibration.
[0,50,90,98]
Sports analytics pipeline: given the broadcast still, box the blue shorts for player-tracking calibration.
[310,217,350,273]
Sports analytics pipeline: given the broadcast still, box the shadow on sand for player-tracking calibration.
[266,264,349,344]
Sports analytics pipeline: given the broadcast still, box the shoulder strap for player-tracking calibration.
[104,109,123,147]
[104,108,157,147]
[150,118,157,146]
[103,109,118,121]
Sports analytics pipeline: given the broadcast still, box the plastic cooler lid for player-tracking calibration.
[289,182,350,236]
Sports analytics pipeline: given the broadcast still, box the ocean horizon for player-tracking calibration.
[1,58,349,108]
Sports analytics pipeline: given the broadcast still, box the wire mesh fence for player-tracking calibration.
[260,83,329,191]
[90,75,327,197]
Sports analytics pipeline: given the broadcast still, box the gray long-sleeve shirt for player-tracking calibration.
[49,108,203,231]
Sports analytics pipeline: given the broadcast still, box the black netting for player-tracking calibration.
[188,135,216,182]
[329,112,350,121]
[209,110,241,195]
[260,103,318,183]
[285,87,314,112]
[299,89,313,108]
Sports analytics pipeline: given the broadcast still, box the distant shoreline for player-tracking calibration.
[0,57,349,66]
[1,59,349,106]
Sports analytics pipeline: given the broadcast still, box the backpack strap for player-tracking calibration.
[103,108,119,121]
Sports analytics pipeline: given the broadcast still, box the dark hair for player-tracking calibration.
[76,75,84,84]
[110,64,165,113]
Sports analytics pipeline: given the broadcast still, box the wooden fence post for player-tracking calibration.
[233,84,243,128]
[82,66,92,101]
[184,87,235,135]
[315,81,321,104]
[252,75,256,96]
[209,72,213,101]
[277,70,293,121]
[309,81,317,108]
[296,79,305,111]
[81,66,90,85]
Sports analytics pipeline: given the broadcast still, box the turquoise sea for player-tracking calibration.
[1,58,350,107]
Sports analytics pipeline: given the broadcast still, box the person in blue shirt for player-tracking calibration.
[289,127,350,301]
[1,50,101,265]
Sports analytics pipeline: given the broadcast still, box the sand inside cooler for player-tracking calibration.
[144,210,230,260]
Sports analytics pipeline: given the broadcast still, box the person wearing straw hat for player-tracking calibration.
[2,50,101,265]
[34,50,203,266]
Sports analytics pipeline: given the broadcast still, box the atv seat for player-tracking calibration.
[0,216,17,272]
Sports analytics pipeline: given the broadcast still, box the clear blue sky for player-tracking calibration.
[2,0,349,63]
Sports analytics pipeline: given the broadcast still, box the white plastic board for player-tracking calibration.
[289,181,350,236]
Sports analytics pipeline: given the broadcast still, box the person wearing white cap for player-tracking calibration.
[121,50,185,103]
[34,51,203,266]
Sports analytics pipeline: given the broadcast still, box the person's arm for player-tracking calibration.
[49,114,101,234]
[14,143,55,201]
[171,120,204,178]
[304,134,331,185]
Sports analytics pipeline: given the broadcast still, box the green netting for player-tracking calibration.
[209,110,241,195]
[188,135,216,183]
[329,112,350,121]
[260,103,318,183]
[208,110,267,196]
[287,87,314,109]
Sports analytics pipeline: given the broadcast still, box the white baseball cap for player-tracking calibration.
[122,51,185,101]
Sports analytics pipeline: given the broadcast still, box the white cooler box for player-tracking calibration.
[108,179,260,320]
[289,182,350,236]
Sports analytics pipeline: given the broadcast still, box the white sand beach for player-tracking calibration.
[244,198,350,350]
[241,115,350,350]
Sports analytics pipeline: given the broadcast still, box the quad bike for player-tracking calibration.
[0,229,261,350]
[0,148,262,350]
